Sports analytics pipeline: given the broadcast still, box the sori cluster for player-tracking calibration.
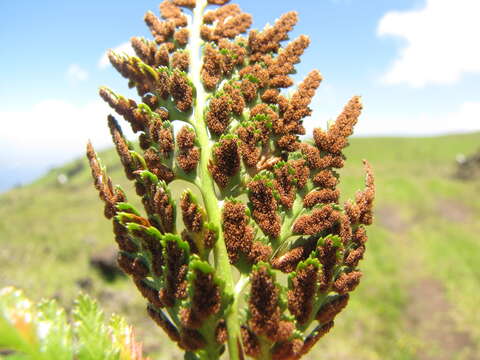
[87,0,375,359]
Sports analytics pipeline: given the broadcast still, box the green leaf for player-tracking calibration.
[0,287,72,360]
[184,352,199,360]
[137,170,159,184]
[116,203,141,216]
[72,294,118,360]
[0,287,40,357]
[243,73,259,83]
[109,315,147,360]
[0,288,149,360]
[35,300,72,360]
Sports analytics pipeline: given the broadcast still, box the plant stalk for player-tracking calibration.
[189,1,242,359]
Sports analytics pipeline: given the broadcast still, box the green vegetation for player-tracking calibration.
[0,287,147,359]
[1,132,479,359]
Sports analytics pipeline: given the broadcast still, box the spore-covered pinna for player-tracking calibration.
[87,0,375,359]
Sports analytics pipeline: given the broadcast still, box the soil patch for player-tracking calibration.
[436,199,472,223]
[406,278,476,360]
[375,204,409,234]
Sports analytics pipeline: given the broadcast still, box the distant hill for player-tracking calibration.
[1,133,479,359]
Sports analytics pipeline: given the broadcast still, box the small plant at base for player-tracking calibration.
[0,287,148,359]
[87,1,375,359]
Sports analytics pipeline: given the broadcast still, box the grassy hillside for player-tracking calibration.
[1,133,479,360]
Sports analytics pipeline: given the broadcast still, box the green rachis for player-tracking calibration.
[87,0,375,359]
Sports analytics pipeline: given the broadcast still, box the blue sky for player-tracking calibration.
[1,0,479,191]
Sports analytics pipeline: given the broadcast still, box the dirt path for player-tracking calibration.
[436,198,473,223]
[378,202,477,360]
[375,204,409,234]
[406,278,476,360]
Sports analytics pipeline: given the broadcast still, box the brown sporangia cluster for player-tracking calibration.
[131,37,169,68]
[179,190,217,255]
[222,201,254,263]
[271,242,316,274]
[236,114,272,168]
[201,4,252,43]
[292,205,340,236]
[140,170,176,234]
[88,0,374,358]
[172,51,190,71]
[276,70,323,148]
[144,147,176,183]
[299,96,363,209]
[180,268,221,330]
[273,160,310,209]
[107,115,136,180]
[206,94,233,134]
[345,160,375,226]
[287,263,319,324]
[99,87,147,133]
[207,0,230,4]
[247,179,281,238]
[170,70,193,112]
[315,294,349,324]
[145,0,189,49]
[208,136,241,188]
[248,11,298,62]
[86,142,127,219]
[176,126,200,173]
[247,266,294,343]
[181,191,204,233]
[222,201,271,264]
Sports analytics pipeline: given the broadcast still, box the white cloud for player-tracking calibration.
[356,101,480,136]
[378,0,480,87]
[306,98,480,136]
[98,42,136,69]
[0,99,135,170]
[66,64,88,83]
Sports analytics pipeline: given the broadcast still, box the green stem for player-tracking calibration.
[257,336,272,360]
[234,274,249,296]
[279,196,305,244]
[299,293,328,332]
[198,317,223,359]
[189,1,242,359]
[279,182,315,244]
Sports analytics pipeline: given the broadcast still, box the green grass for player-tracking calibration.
[1,132,479,359]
